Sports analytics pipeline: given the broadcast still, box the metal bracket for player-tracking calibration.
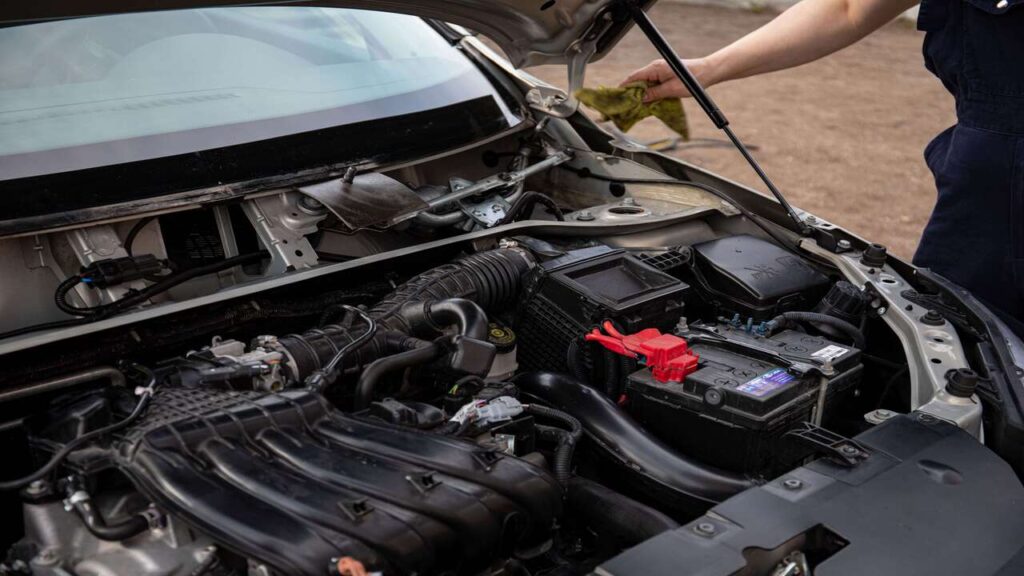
[525,40,596,118]
[786,422,869,467]
[458,190,512,228]
[241,191,327,274]
[799,239,981,437]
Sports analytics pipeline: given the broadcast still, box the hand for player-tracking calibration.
[621,58,715,103]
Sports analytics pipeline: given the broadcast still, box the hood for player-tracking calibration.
[0,0,653,68]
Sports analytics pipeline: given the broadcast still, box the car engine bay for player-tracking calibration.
[0,109,1016,576]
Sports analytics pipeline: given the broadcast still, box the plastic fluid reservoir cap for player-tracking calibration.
[487,322,517,353]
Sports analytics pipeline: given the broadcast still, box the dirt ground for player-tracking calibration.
[526,3,955,259]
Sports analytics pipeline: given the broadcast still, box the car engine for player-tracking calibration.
[0,220,934,576]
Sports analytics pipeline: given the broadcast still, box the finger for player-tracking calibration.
[642,80,680,103]
[620,62,660,87]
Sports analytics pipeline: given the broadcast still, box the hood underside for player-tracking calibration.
[0,0,653,67]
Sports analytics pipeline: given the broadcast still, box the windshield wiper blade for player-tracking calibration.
[624,1,812,236]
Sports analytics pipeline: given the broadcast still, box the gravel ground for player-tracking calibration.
[526,3,955,259]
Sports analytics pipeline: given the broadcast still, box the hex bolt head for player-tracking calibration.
[921,309,946,326]
[837,239,852,252]
[576,210,595,222]
[694,522,717,536]
[783,478,804,490]
[839,445,860,456]
[867,409,896,423]
[621,197,638,206]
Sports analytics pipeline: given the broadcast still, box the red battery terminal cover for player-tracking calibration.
[584,321,699,383]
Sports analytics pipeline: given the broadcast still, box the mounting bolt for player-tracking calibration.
[839,445,860,457]
[25,480,48,497]
[783,478,804,490]
[921,309,945,326]
[694,522,717,536]
[621,197,638,206]
[836,239,852,252]
[576,210,595,222]
[866,409,897,424]
[297,195,326,215]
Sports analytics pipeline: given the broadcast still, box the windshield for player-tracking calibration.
[0,7,518,180]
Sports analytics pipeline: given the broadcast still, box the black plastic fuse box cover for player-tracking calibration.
[626,326,861,476]
[691,235,830,318]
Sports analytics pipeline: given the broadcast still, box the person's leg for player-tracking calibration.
[913,125,1023,326]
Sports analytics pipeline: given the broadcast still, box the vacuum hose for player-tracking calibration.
[67,490,150,541]
[515,372,756,512]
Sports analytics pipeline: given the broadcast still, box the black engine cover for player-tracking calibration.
[115,389,561,575]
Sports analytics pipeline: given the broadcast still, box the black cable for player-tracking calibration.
[525,404,583,485]
[56,251,267,319]
[54,275,87,318]
[771,311,867,350]
[498,191,565,224]
[0,362,156,491]
[0,317,93,341]
[123,216,156,257]
[305,306,377,391]
[565,339,592,384]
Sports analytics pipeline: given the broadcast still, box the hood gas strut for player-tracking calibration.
[624,1,813,236]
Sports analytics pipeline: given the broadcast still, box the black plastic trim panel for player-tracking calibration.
[598,414,1024,575]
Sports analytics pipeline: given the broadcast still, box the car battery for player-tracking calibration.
[625,323,862,477]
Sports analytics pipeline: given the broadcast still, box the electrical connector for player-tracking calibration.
[79,255,167,289]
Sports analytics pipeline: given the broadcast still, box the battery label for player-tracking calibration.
[736,368,795,397]
[812,344,848,362]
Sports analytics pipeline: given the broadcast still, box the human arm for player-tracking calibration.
[623,0,920,101]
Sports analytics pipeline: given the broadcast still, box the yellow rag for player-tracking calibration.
[575,82,689,140]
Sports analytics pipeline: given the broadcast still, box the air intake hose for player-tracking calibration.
[514,372,756,512]
[279,248,533,381]
[369,248,533,333]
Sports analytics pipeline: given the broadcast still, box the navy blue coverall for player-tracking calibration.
[914,0,1023,331]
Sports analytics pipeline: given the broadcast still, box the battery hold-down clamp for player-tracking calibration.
[585,321,699,383]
